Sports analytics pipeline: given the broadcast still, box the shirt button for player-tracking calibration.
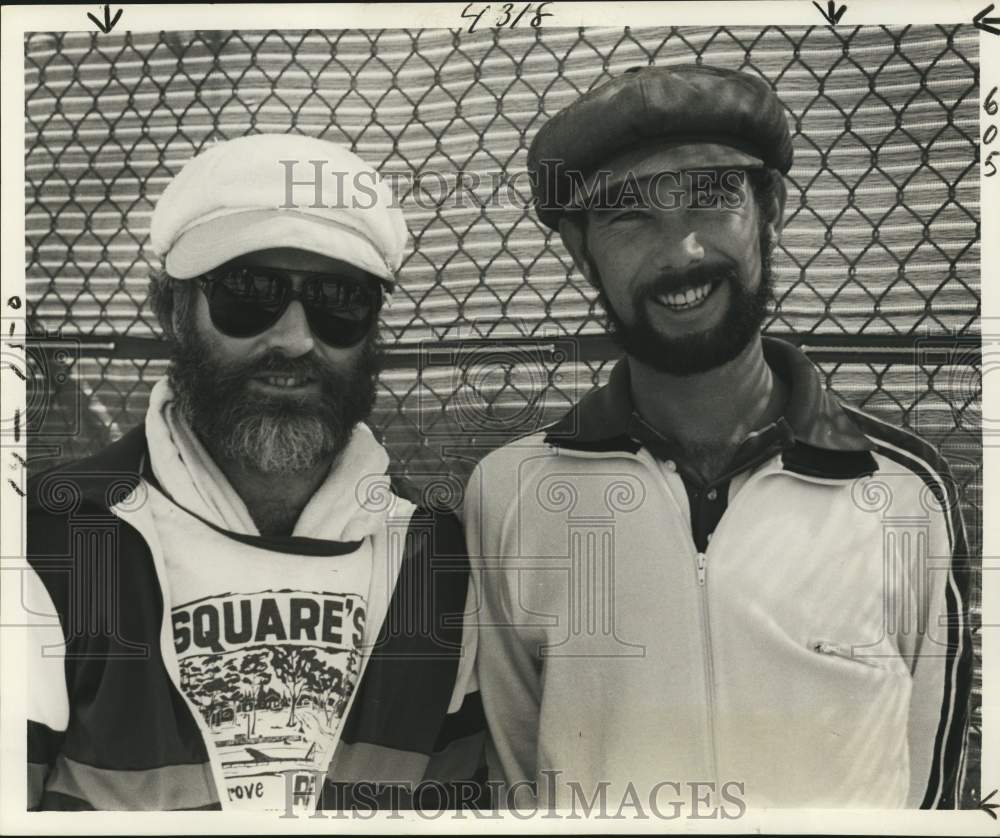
[664,460,677,472]
[707,488,718,501]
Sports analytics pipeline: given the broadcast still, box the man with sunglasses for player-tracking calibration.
[25,134,484,813]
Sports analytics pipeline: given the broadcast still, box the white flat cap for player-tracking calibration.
[149,133,408,288]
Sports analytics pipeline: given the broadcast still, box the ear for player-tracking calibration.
[558,215,596,288]
[765,176,788,245]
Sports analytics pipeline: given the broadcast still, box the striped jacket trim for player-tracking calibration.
[45,754,218,811]
[844,405,973,809]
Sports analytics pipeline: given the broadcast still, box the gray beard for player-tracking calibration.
[167,326,380,475]
[213,404,341,474]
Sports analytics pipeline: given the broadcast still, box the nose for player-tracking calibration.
[656,229,705,271]
[261,300,315,357]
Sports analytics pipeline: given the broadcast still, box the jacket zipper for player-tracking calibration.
[548,445,793,788]
[694,549,720,786]
[692,464,785,791]
[641,463,721,785]
[641,455,783,790]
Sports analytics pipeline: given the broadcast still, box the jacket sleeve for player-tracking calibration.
[462,460,543,803]
[900,463,974,809]
[420,572,488,791]
[419,693,489,809]
[24,559,70,810]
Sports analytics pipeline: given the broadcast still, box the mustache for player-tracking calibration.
[640,263,741,298]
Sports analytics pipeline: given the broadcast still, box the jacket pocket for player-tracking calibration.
[808,639,885,669]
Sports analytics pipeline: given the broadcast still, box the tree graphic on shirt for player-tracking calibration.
[234,649,270,737]
[337,648,361,718]
[305,661,345,726]
[220,675,243,725]
[182,654,242,728]
[270,646,322,727]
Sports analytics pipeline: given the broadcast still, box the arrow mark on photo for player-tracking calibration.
[813,0,848,25]
[974,4,1000,35]
[87,5,123,35]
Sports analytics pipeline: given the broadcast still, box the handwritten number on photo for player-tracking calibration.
[985,87,998,177]
[461,3,490,33]
[461,3,553,33]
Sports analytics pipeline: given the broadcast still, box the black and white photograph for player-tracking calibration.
[0,1,995,833]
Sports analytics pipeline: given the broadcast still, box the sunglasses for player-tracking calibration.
[196,264,383,347]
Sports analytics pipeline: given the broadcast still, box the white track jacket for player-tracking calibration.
[463,338,972,810]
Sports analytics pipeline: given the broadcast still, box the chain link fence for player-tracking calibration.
[23,24,981,805]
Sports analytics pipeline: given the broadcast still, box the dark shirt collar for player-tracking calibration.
[543,336,877,480]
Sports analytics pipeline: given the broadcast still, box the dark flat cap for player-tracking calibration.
[528,64,794,230]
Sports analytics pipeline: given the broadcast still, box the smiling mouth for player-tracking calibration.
[652,280,720,312]
[252,375,316,389]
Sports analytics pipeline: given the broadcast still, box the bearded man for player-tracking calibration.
[26,134,483,813]
[462,65,973,810]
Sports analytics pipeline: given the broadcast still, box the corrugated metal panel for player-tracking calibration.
[24,26,979,340]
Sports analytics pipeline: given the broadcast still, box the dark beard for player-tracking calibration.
[591,235,774,376]
[167,327,381,474]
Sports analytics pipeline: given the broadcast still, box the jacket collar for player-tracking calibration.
[543,336,877,480]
